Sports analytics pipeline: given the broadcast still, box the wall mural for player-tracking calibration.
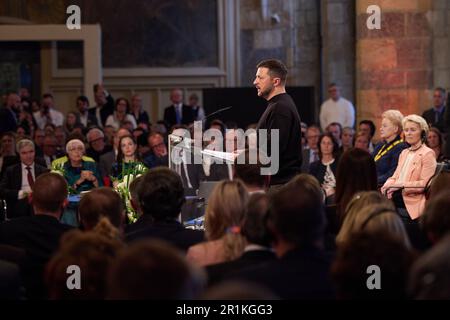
[1,0,219,68]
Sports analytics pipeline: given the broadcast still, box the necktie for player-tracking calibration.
[175,105,182,124]
[26,166,34,188]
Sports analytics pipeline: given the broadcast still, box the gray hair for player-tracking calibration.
[16,139,35,152]
[66,139,85,153]
[382,110,404,135]
[86,128,105,142]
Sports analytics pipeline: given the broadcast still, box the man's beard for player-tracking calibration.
[260,85,274,100]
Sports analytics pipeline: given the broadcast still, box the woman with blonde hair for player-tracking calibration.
[187,180,249,267]
[381,114,437,221]
[373,110,408,186]
[336,192,411,249]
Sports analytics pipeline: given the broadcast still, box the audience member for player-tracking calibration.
[320,83,355,131]
[164,89,195,127]
[301,125,321,173]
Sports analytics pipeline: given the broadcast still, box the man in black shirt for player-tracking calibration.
[254,59,302,186]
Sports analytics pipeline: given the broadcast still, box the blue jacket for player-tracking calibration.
[372,136,408,186]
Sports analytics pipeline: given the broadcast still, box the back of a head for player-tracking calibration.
[32,173,68,214]
[242,193,271,247]
[409,233,450,299]
[428,172,450,200]
[337,201,409,248]
[137,167,185,221]
[335,148,378,218]
[203,281,278,300]
[107,240,202,299]
[45,228,124,300]
[268,175,325,247]
[205,180,249,241]
[78,187,124,230]
[332,231,413,300]
[421,190,450,243]
[234,149,265,189]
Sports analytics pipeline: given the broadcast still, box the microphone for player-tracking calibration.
[204,106,233,120]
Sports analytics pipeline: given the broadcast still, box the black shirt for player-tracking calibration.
[257,93,302,185]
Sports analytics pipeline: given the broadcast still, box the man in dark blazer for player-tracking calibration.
[163,89,195,128]
[231,177,335,299]
[125,167,204,252]
[88,84,114,128]
[76,95,98,129]
[0,139,48,220]
[422,87,447,134]
[0,172,73,299]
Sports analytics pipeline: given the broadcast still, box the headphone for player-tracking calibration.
[360,207,394,230]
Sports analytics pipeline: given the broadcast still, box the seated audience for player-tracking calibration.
[233,149,269,194]
[0,173,73,299]
[301,125,321,173]
[381,115,437,222]
[206,193,276,286]
[105,98,137,130]
[420,190,450,245]
[45,219,124,299]
[144,132,169,168]
[426,127,445,161]
[78,187,125,232]
[85,128,113,162]
[232,174,335,299]
[111,135,146,183]
[63,139,102,193]
[340,127,355,153]
[332,231,413,299]
[309,132,339,202]
[373,110,408,186]
[0,139,48,219]
[335,148,377,220]
[358,120,376,153]
[354,131,370,153]
[187,180,249,267]
[125,167,204,252]
[107,240,204,299]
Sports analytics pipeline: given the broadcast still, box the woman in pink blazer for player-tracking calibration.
[381,115,437,220]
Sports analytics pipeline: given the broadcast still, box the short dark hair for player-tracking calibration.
[256,59,288,84]
[234,149,265,188]
[359,120,376,137]
[137,167,185,220]
[435,87,446,96]
[242,193,271,247]
[32,173,67,213]
[78,187,124,230]
[42,93,54,100]
[77,95,89,105]
[268,175,325,247]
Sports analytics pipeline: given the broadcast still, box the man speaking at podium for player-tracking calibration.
[254,59,302,187]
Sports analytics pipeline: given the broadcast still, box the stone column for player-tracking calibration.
[356,0,433,137]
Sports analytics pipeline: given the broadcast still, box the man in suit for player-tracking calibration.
[0,172,73,299]
[163,89,195,128]
[76,95,98,129]
[232,175,335,299]
[207,193,275,286]
[0,139,48,219]
[144,132,169,168]
[0,92,20,135]
[88,83,115,128]
[301,125,321,173]
[125,167,204,252]
[422,87,447,134]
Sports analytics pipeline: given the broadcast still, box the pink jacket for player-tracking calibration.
[382,144,437,220]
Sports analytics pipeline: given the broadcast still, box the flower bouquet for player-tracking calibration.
[51,162,77,195]
[111,162,148,224]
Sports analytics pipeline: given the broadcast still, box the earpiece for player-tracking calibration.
[421,130,427,142]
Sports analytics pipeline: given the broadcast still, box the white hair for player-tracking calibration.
[16,139,35,152]
[86,128,104,142]
[66,139,85,153]
[402,114,429,134]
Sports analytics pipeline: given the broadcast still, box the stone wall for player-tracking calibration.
[356,0,434,137]
[239,0,321,121]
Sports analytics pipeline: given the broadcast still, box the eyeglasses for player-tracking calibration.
[89,137,104,143]
[150,142,165,149]
[68,146,84,152]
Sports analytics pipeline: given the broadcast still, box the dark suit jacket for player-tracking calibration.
[0,163,49,219]
[422,107,447,134]
[0,107,17,135]
[233,246,335,299]
[99,149,116,178]
[78,111,98,128]
[0,215,73,299]
[88,93,115,127]
[163,104,195,128]
[308,159,338,185]
[201,163,230,182]
[125,215,204,252]
[206,249,276,286]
